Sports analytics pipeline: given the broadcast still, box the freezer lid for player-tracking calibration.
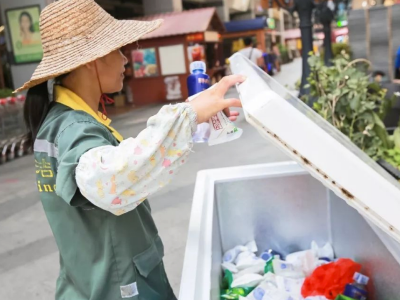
[229,53,400,244]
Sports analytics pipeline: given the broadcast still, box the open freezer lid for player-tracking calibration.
[229,53,400,244]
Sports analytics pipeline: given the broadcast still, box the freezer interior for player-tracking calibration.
[209,171,400,300]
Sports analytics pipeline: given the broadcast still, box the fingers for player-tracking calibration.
[228,110,239,121]
[215,75,246,97]
[223,108,230,118]
[223,109,240,119]
[223,98,242,109]
[229,116,238,122]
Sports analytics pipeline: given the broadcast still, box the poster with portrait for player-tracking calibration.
[187,44,205,64]
[6,5,43,64]
[131,48,159,78]
[164,76,182,100]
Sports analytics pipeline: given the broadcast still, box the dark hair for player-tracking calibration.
[373,70,385,77]
[24,81,50,147]
[244,37,253,47]
[24,74,69,147]
[19,11,34,33]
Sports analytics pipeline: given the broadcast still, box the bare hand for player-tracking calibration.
[188,75,246,124]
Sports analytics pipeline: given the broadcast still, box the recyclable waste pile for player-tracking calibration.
[220,241,369,300]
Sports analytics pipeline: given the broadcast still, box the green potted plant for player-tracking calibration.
[379,126,400,180]
[0,88,13,98]
[303,52,399,180]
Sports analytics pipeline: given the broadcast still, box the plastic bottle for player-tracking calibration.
[187,61,211,143]
[260,249,283,261]
[343,272,369,300]
[311,241,335,261]
[187,61,210,96]
[285,249,318,277]
[271,255,305,279]
[187,61,243,146]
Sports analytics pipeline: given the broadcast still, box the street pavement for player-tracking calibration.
[0,58,301,299]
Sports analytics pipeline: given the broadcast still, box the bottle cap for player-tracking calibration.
[260,251,273,261]
[190,61,206,73]
[353,272,369,285]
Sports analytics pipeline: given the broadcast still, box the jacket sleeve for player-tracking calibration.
[58,103,197,215]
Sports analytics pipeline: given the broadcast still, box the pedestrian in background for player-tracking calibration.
[272,42,281,72]
[257,43,274,76]
[395,45,400,80]
[18,1,244,299]
[239,37,264,68]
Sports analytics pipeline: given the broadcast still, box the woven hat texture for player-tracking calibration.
[16,0,163,92]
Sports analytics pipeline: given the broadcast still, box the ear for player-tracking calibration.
[84,61,96,71]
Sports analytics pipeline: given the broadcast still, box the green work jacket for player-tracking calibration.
[34,100,176,300]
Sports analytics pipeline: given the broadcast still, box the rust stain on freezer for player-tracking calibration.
[341,188,354,199]
[301,156,310,165]
[252,117,400,239]
[256,118,358,204]
[316,168,329,179]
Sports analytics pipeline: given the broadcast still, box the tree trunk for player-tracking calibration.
[323,24,333,66]
[299,25,314,97]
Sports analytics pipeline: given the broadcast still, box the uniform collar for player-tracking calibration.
[55,85,123,142]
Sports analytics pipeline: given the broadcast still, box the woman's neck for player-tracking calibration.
[62,74,101,113]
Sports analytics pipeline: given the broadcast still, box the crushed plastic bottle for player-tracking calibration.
[342,272,369,300]
[220,240,370,300]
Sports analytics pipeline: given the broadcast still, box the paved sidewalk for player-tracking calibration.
[0,58,302,299]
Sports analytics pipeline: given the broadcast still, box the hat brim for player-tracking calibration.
[15,19,163,92]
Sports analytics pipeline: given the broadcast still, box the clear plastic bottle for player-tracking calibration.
[343,272,369,300]
[187,61,211,143]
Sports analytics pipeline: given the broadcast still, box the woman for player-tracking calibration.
[19,11,35,45]
[18,0,245,299]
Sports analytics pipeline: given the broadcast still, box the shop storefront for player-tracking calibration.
[121,7,225,106]
[222,17,271,59]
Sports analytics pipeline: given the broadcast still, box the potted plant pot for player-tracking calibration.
[377,159,400,181]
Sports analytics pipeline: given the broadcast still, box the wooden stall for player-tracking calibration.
[122,7,225,106]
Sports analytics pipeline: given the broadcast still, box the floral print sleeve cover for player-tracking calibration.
[75,103,197,216]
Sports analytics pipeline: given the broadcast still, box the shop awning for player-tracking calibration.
[136,7,225,40]
[224,17,267,33]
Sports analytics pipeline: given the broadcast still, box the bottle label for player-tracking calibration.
[210,115,223,130]
[197,77,210,85]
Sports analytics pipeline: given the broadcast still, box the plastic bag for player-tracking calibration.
[301,258,361,300]
[187,84,243,146]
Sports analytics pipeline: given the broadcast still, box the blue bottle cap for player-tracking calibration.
[268,249,283,258]
[190,61,206,73]
[260,252,273,261]
[353,272,369,285]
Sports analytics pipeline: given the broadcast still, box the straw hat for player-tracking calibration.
[16,0,163,92]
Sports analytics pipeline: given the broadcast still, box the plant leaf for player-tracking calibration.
[394,128,400,149]
[372,112,391,149]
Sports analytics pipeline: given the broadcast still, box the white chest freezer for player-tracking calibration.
[179,54,400,300]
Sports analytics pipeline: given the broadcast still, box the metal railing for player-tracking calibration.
[0,95,31,164]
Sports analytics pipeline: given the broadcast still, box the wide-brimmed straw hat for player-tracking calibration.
[16,0,163,92]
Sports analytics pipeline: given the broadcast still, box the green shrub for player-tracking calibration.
[278,44,290,64]
[382,127,400,171]
[303,53,396,160]
[320,43,352,61]
[0,88,13,98]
